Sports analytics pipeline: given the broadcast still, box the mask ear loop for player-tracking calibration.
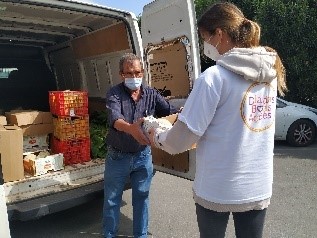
[206,35,220,49]
[213,29,222,48]
[206,35,213,43]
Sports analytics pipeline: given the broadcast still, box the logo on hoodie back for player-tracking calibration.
[240,82,276,132]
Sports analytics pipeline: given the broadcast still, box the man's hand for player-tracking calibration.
[148,128,156,147]
[127,118,151,145]
[114,118,150,145]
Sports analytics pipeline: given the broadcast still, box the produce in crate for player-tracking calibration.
[89,111,109,159]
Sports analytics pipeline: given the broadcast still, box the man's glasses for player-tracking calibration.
[122,71,143,77]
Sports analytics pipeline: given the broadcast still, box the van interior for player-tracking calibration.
[0,0,140,114]
[0,0,194,115]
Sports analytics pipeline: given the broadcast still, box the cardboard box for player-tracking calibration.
[149,40,190,98]
[151,113,196,173]
[21,123,54,136]
[0,116,7,125]
[158,113,196,149]
[6,110,53,126]
[23,135,49,151]
[161,113,178,124]
[23,153,64,176]
[0,125,24,182]
[152,148,190,172]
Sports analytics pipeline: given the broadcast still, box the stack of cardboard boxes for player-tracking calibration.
[0,110,64,182]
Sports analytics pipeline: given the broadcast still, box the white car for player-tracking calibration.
[275,98,317,146]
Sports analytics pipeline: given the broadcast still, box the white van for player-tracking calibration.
[0,0,200,221]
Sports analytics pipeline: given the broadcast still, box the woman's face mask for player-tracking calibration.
[203,36,221,61]
[124,77,142,90]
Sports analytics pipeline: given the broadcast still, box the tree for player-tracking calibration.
[257,0,317,106]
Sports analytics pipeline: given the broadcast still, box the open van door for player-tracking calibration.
[0,160,11,237]
[141,0,200,180]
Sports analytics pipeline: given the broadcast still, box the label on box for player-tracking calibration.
[23,135,49,150]
[69,108,75,117]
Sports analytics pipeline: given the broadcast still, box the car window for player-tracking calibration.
[276,99,287,108]
[0,68,18,79]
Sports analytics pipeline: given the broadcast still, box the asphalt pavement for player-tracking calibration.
[9,140,317,238]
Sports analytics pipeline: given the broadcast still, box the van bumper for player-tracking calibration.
[7,181,105,221]
[7,170,153,221]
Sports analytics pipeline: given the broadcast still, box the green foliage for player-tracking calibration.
[256,0,317,106]
[194,0,216,18]
[137,15,141,32]
[89,111,108,159]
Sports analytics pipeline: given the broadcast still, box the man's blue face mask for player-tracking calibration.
[124,77,142,90]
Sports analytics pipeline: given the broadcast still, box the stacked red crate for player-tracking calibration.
[49,91,88,116]
[49,91,91,165]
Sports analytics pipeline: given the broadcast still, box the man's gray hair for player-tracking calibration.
[119,53,143,73]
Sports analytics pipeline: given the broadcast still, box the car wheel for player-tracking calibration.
[286,119,316,147]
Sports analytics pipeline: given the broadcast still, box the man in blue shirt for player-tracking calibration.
[103,53,177,238]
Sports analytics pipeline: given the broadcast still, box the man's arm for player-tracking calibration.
[114,118,150,145]
[154,91,179,117]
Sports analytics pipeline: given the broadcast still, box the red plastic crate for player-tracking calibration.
[49,91,88,116]
[51,137,91,165]
[53,115,89,141]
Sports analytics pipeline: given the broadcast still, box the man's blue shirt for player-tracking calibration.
[105,83,177,153]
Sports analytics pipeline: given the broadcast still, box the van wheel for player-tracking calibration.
[286,119,316,147]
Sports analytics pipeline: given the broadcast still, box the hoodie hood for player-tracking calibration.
[216,47,277,83]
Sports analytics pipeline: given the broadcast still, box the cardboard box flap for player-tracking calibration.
[1,125,20,130]
[21,123,54,136]
[6,110,53,126]
[161,113,178,124]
